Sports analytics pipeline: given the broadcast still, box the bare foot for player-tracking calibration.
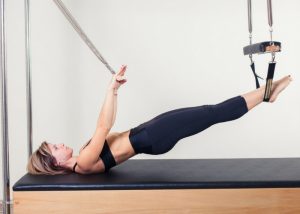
[269,75,293,103]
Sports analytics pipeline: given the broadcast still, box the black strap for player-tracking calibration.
[250,62,263,89]
[72,162,78,173]
[249,61,276,102]
[263,62,276,102]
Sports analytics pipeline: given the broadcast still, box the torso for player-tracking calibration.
[105,130,136,165]
[77,130,136,174]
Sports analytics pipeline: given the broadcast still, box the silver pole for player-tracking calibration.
[247,0,252,35]
[267,0,275,62]
[1,0,11,212]
[267,0,273,28]
[267,0,274,42]
[53,0,116,74]
[247,0,253,63]
[25,0,33,158]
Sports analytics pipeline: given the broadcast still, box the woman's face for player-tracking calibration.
[47,143,73,165]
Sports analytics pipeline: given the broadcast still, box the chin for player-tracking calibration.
[67,147,73,157]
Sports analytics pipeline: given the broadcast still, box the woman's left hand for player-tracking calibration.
[109,65,127,91]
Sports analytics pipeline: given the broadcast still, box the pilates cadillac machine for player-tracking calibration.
[1,0,300,213]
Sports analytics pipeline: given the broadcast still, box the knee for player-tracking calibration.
[212,97,248,123]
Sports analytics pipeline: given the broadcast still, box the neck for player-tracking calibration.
[60,156,78,171]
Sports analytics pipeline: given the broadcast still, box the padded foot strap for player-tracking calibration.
[263,62,276,102]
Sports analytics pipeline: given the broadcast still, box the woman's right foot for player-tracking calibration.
[269,75,293,103]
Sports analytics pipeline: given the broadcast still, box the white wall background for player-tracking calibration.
[1,0,300,200]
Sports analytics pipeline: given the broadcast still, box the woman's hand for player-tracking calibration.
[108,65,127,91]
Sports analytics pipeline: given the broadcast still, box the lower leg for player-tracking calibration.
[241,86,265,111]
[241,75,293,111]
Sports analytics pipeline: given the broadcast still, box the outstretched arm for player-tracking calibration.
[96,86,118,130]
[97,65,127,129]
[77,65,127,172]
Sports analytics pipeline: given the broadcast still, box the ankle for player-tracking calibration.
[259,86,266,100]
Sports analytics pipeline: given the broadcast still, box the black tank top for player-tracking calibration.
[100,140,117,172]
[73,139,117,173]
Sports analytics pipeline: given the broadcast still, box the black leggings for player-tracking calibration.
[129,95,248,155]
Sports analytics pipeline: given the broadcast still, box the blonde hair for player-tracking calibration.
[27,141,71,175]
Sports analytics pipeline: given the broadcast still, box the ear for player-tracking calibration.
[52,158,59,167]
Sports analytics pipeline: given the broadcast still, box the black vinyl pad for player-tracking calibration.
[13,158,300,191]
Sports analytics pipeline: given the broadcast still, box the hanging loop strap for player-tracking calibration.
[263,62,276,102]
[53,0,116,74]
[250,62,263,89]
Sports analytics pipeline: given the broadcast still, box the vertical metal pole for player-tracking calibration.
[0,0,11,212]
[267,0,273,29]
[247,0,253,36]
[267,0,275,62]
[25,0,33,158]
[247,0,254,64]
[267,0,273,42]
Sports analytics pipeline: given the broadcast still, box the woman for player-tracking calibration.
[27,65,293,175]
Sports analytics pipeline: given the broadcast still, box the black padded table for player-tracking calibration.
[13,158,300,214]
[13,158,300,191]
[14,158,300,191]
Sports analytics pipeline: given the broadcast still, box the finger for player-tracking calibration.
[121,65,127,74]
[116,77,126,82]
[119,65,125,72]
[119,79,127,84]
[116,76,127,81]
[116,76,122,80]
[118,65,127,76]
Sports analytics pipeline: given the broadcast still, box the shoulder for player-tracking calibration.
[76,127,111,172]
[74,159,105,174]
[79,138,92,154]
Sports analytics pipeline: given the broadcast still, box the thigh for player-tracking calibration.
[130,105,215,155]
[145,104,216,145]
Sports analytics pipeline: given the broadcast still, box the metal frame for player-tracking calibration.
[25,0,33,159]
[1,0,11,212]
[1,0,31,212]
[247,0,275,60]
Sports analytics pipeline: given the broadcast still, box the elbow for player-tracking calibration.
[76,157,91,173]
